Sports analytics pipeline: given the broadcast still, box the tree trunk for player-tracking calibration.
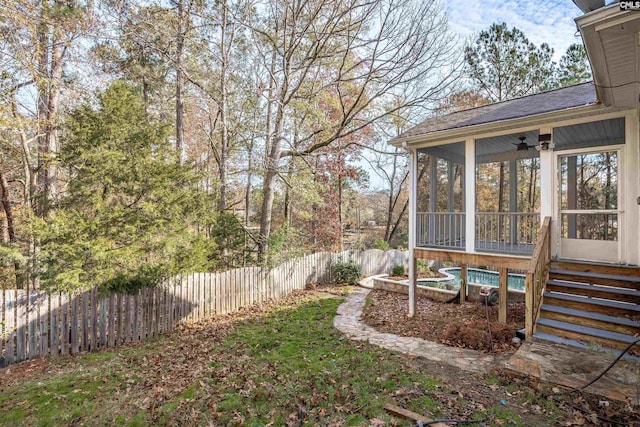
[0,168,22,287]
[218,0,229,211]
[384,148,399,242]
[44,29,63,205]
[175,0,186,163]
[338,172,343,251]
[244,137,254,226]
[257,99,285,259]
[257,28,289,259]
[36,0,50,217]
[0,170,15,244]
[258,161,279,259]
[388,164,426,243]
[283,158,293,228]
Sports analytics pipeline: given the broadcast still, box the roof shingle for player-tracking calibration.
[392,82,597,143]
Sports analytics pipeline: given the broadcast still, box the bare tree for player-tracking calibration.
[249,0,460,258]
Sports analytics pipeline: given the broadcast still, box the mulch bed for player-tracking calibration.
[361,289,525,354]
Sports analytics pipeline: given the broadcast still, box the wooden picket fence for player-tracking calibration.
[0,249,407,366]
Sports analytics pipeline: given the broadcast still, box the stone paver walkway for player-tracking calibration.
[334,286,506,373]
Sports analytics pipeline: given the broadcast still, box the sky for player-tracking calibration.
[445,0,585,61]
[363,0,588,192]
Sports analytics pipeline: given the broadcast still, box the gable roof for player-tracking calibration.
[391,82,597,144]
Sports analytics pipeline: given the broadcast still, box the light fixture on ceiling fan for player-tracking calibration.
[513,136,536,151]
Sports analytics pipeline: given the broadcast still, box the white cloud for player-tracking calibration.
[444,0,584,60]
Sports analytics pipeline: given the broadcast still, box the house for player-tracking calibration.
[390,2,640,352]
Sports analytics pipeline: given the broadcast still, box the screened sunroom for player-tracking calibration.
[412,116,628,263]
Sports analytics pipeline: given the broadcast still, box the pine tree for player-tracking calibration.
[38,81,214,292]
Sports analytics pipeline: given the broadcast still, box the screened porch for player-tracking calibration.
[415,117,625,258]
[416,131,541,256]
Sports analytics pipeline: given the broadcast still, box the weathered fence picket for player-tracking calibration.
[0,249,406,366]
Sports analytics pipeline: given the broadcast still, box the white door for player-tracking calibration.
[557,147,623,263]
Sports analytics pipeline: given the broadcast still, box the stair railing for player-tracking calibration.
[525,216,552,338]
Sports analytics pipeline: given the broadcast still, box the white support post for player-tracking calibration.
[539,127,555,257]
[509,160,518,244]
[539,128,554,220]
[407,146,418,317]
[465,139,476,253]
[624,111,639,265]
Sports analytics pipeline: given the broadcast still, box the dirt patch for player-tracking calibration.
[361,289,524,354]
[0,357,50,385]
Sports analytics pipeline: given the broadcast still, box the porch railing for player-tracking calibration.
[416,212,465,250]
[525,217,552,338]
[475,212,539,255]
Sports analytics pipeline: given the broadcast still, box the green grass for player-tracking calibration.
[0,296,534,426]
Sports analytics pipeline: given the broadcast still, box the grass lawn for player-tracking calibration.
[0,290,632,426]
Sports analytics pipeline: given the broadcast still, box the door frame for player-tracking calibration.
[553,144,625,263]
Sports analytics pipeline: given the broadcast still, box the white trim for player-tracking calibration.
[593,14,639,32]
[560,240,619,264]
[464,139,475,253]
[407,146,418,317]
[539,149,554,218]
[554,143,625,156]
[539,124,555,256]
[406,108,628,150]
[624,109,640,265]
[575,3,625,28]
[555,144,625,263]
[393,105,624,148]
[560,209,621,214]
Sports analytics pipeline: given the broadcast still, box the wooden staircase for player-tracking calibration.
[533,260,640,357]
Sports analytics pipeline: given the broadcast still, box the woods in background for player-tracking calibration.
[0,2,591,292]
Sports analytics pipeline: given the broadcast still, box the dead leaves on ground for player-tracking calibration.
[361,289,524,354]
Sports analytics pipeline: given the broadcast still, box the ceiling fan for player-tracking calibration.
[513,136,536,151]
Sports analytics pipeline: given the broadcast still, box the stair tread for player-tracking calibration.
[540,304,640,327]
[546,279,640,296]
[536,318,638,343]
[532,332,640,361]
[549,269,640,283]
[543,291,640,312]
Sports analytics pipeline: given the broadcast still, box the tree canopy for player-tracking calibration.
[0,0,598,293]
[38,81,215,292]
[464,23,592,103]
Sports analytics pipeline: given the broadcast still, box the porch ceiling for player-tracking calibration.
[419,130,541,164]
[475,130,540,163]
[417,117,625,164]
[554,117,624,149]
